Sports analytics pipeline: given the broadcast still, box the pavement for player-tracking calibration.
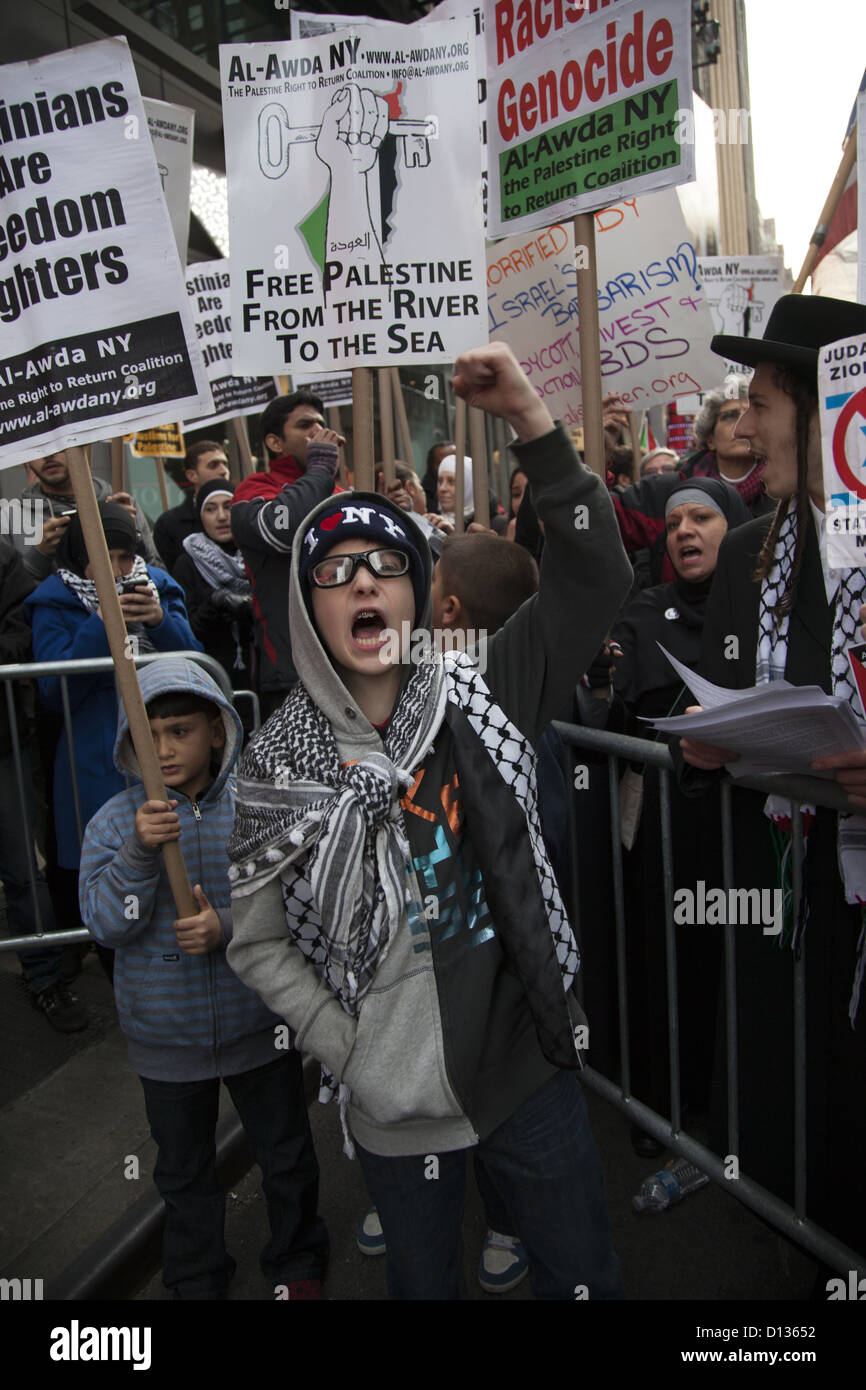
[0,936,820,1304]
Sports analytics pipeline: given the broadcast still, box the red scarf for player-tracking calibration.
[688,451,766,509]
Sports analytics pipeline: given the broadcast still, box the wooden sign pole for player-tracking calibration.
[231,416,255,478]
[792,130,857,294]
[453,395,467,534]
[65,446,195,917]
[352,367,375,493]
[155,457,169,511]
[628,411,643,477]
[328,405,348,486]
[468,404,490,529]
[390,367,415,473]
[110,437,125,494]
[573,214,605,479]
[377,368,396,487]
[493,416,509,505]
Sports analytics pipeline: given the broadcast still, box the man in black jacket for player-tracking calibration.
[678,294,866,1268]
[0,537,88,1031]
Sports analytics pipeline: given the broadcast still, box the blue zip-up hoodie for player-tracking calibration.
[79,657,281,1081]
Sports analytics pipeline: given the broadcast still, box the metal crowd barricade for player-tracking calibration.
[0,650,259,955]
[553,719,866,1280]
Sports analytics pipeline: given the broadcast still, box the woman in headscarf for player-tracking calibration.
[172,480,254,691]
[436,453,474,528]
[436,453,507,534]
[610,477,749,724]
[25,502,201,881]
[583,478,750,1155]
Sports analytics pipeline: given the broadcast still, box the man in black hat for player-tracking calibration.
[678,293,866,1275]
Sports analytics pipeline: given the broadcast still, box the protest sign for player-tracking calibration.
[487,187,719,428]
[0,38,212,472]
[142,97,194,268]
[486,0,695,237]
[292,369,353,406]
[182,258,279,428]
[293,4,489,225]
[697,254,784,374]
[219,21,487,372]
[486,222,579,422]
[127,423,184,457]
[819,331,866,568]
[290,9,390,38]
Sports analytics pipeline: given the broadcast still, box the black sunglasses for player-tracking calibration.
[310,547,410,589]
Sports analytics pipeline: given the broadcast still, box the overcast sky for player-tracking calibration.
[744,0,865,273]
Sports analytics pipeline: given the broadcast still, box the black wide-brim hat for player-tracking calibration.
[711,293,866,374]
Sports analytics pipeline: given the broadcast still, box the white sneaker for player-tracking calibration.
[478,1229,529,1293]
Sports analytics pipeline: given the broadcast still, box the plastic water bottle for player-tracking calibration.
[632,1157,709,1213]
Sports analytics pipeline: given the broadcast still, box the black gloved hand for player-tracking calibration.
[581,642,618,690]
[211,590,252,617]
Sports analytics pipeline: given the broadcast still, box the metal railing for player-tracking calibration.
[0,651,259,953]
[553,718,866,1280]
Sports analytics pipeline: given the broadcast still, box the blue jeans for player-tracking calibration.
[141,1053,328,1298]
[356,1070,624,1300]
[0,746,63,995]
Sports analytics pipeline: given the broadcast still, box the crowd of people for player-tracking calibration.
[2,295,866,1300]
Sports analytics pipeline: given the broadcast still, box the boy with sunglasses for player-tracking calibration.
[226,343,632,1299]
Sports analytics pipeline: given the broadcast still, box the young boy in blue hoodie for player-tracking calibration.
[227,344,632,1300]
[79,657,328,1299]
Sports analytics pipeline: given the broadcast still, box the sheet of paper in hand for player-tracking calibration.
[648,644,866,779]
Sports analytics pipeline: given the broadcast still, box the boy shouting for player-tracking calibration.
[227,344,631,1299]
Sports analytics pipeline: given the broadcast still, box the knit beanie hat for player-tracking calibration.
[195,479,236,515]
[299,496,428,621]
[56,501,137,576]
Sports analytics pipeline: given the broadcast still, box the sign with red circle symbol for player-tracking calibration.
[832,385,866,500]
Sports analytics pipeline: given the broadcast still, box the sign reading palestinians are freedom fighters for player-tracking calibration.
[486,0,695,237]
[0,38,212,472]
[182,259,279,429]
[219,22,486,372]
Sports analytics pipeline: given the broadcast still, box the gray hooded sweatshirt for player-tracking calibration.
[227,425,633,1156]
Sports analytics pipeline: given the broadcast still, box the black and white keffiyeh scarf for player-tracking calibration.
[57,554,152,613]
[756,499,866,1020]
[181,532,249,594]
[228,656,447,1016]
[228,649,581,1024]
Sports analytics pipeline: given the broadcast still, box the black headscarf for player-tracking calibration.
[55,502,137,577]
[663,476,749,626]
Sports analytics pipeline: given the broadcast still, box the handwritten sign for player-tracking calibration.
[220,22,486,372]
[487,187,720,427]
[486,0,695,236]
